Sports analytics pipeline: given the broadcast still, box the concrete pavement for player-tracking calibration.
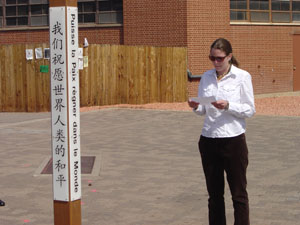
[0,109,300,225]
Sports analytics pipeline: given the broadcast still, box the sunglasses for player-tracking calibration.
[209,55,227,62]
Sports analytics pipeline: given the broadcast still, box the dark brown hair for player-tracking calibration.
[210,38,239,67]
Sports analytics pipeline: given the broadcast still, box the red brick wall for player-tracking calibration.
[186,0,231,97]
[0,29,49,44]
[123,0,187,47]
[230,25,294,94]
[78,27,123,45]
[187,0,231,75]
[188,78,200,97]
[0,27,123,45]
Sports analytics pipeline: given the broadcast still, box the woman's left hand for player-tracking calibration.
[211,100,229,110]
[188,100,200,109]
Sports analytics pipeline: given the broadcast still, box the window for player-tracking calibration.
[230,0,248,20]
[78,1,96,23]
[230,0,300,23]
[0,1,3,27]
[98,0,122,24]
[5,0,29,26]
[293,0,300,21]
[30,0,48,26]
[78,0,123,24]
[0,0,122,28]
[0,0,48,27]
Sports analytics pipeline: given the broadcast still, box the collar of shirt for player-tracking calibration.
[213,65,238,83]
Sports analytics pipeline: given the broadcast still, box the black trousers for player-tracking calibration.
[199,134,249,225]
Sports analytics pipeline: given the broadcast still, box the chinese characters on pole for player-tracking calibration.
[50,6,81,202]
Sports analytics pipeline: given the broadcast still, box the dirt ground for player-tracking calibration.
[80,95,300,117]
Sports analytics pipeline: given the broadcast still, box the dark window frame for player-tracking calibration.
[0,0,123,28]
[0,1,3,27]
[0,0,49,27]
[30,0,49,26]
[78,0,123,25]
[5,0,29,26]
[230,0,300,23]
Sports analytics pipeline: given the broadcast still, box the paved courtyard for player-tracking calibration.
[0,109,300,225]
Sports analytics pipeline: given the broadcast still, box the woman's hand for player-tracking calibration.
[211,100,229,110]
[188,100,200,109]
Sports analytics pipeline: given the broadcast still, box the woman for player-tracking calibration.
[188,38,255,225]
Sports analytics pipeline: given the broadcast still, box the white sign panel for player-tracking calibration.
[50,6,69,201]
[50,6,81,202]
[67,7,81,201]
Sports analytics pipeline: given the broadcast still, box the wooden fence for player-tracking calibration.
[0,44,187,112]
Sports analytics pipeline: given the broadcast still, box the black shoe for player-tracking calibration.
[0,200,5,206]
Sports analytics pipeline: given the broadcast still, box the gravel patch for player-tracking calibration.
[80,95,300,117]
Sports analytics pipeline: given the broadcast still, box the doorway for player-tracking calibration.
[293,34,300,91]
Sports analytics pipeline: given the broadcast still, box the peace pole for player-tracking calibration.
[49,0,81,224]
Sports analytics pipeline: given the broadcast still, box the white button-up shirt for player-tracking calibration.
[194,65,255,138]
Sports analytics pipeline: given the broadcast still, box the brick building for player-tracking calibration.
[1,0,300,96]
